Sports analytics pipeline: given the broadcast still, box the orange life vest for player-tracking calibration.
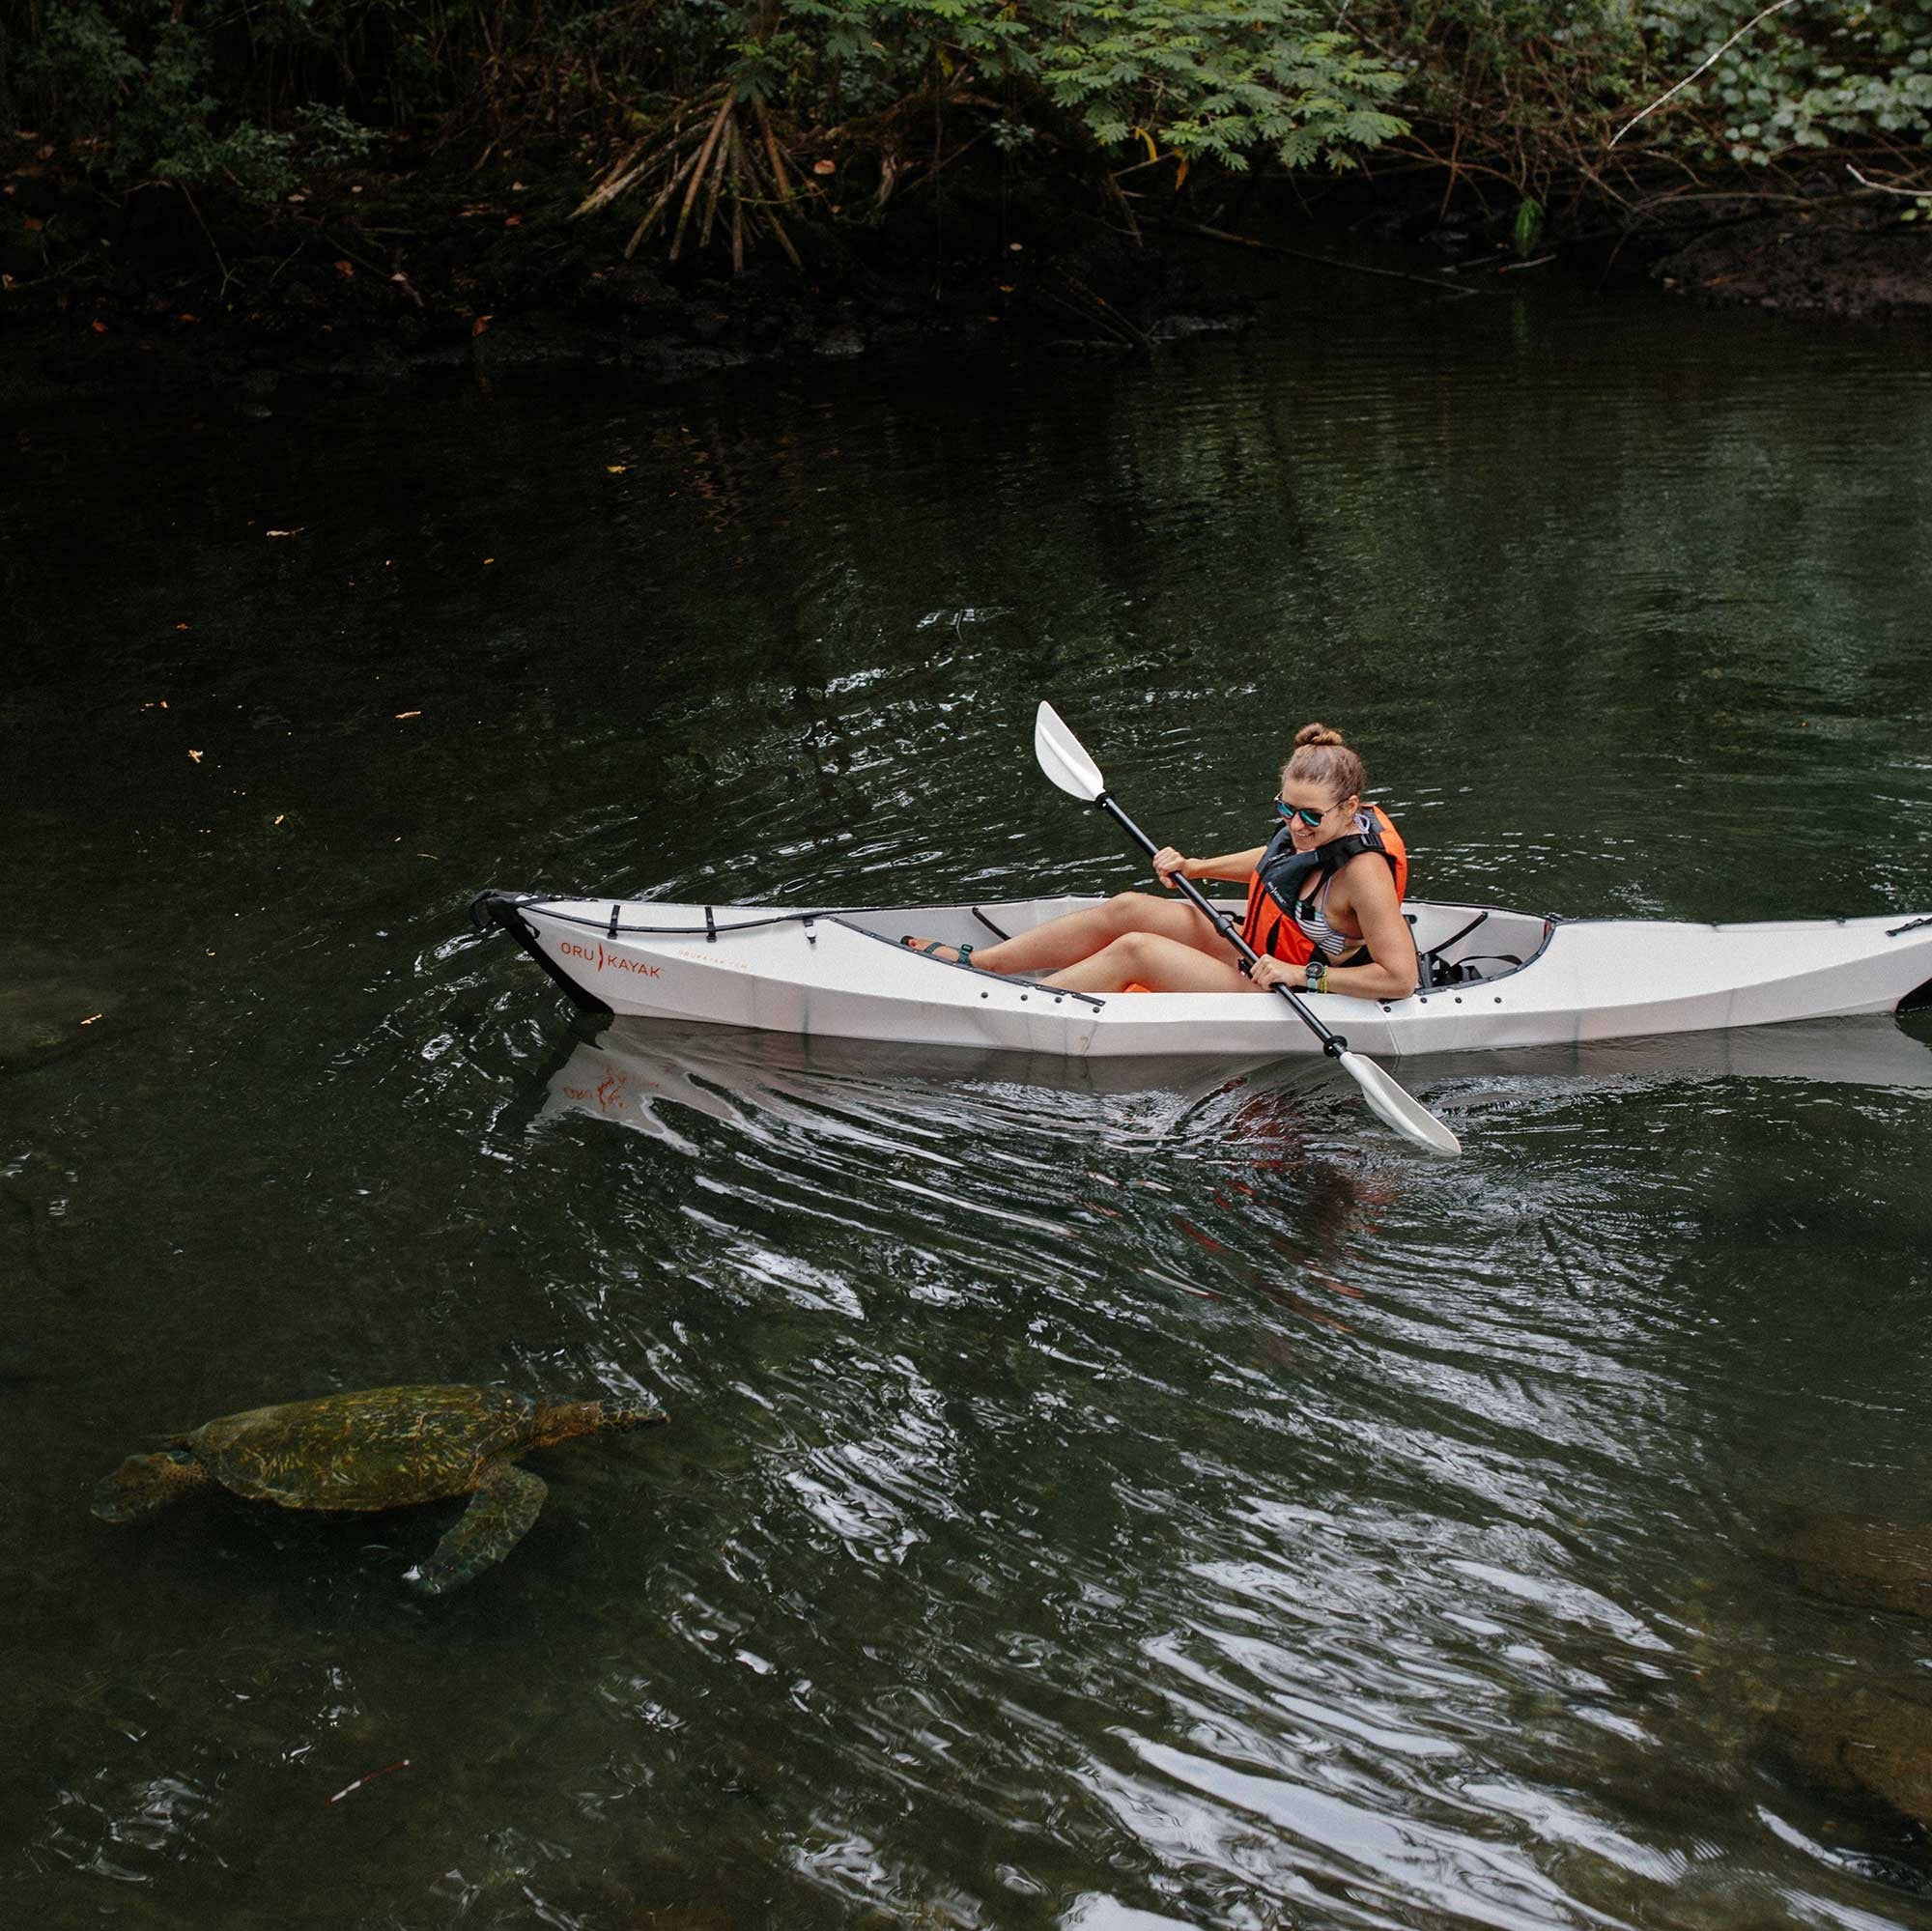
[1238,805,1408,968]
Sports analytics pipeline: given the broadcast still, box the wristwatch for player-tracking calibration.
[1304,960,1327,995]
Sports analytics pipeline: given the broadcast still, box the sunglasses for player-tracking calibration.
[1274,796,1333,829]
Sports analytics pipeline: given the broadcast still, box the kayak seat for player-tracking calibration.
[1423,952,1523,988]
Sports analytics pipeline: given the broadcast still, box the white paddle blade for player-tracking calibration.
[1338,1050,1462,1157]
[1035,702,1107,803]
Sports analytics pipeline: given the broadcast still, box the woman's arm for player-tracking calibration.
[1248,858,1419,1001]
[1321,859,1418,1000]
[1152,845,1266,888]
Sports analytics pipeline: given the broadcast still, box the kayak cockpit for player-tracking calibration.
[836,896,1554,990]
[1407,904,1554,987]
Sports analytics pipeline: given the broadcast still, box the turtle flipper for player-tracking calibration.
[408,1460,546,1596]
[93,1450,213,1523]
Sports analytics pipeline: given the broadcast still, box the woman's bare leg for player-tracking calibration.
[908,892,1232,975]
[1042,931,1269,995]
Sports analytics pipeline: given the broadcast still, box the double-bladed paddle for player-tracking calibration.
[1033,701,1462,1158]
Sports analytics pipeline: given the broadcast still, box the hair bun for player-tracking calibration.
[1293,722,1346,749]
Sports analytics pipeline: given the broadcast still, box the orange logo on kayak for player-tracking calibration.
[559,939,661,978]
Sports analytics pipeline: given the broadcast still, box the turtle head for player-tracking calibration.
[534,1399,668,1446]
[92,1447,203,1523]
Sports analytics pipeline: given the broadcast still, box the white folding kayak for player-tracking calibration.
[469,891,1932,1061]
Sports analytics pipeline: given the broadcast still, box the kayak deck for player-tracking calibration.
[472,891,1932,1060]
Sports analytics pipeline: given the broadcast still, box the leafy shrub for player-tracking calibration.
[3,0,1926,231]
[1037,0,1407,168]
[1640,0,1932,164]
[5,1,387,197]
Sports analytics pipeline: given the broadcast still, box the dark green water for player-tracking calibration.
[8,270,1932,1929]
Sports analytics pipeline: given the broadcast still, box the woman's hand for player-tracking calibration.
[1247,956,1304,991]
[1151,847,1191,890]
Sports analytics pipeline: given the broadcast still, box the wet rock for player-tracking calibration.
[814,324,865,358]
[1780,1687,1932,1830]
[572,265,681,318]
[1653,208,1932,325]
[1785,1515,1932,1620]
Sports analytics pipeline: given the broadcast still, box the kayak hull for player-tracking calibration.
[473,892,1932,1061]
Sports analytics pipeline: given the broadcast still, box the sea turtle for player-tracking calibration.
[92,1383,666,1594]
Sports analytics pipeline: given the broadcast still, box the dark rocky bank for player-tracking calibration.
[0,131,1252,411]
[5,128,1929,411]
[1650,201,1932,324]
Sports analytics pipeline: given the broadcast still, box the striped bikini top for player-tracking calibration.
[1292,813,1372,961]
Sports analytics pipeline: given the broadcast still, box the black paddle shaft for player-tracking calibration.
[1093,792,1349,1058]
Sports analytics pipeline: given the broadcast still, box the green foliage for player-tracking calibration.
[723,0,1408,170]
[113,19,298,195]
[1640,1,1932,164]
[5,0,1408,185]
[6,1,382,197]
[5,0,1928,227]
[1037,0,1406,169]
[13,1,143,128]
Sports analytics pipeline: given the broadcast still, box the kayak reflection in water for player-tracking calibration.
[902,723,1423,999]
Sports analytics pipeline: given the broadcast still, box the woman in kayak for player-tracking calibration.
[901,723,1420,1000]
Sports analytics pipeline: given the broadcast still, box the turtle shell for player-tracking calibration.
[187,1384,541,1512]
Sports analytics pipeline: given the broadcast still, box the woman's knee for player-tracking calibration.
[1109,930,1162,973]
[1104,891,1158,930]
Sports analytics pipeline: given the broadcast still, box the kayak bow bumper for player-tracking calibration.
[469,888,611,1014]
